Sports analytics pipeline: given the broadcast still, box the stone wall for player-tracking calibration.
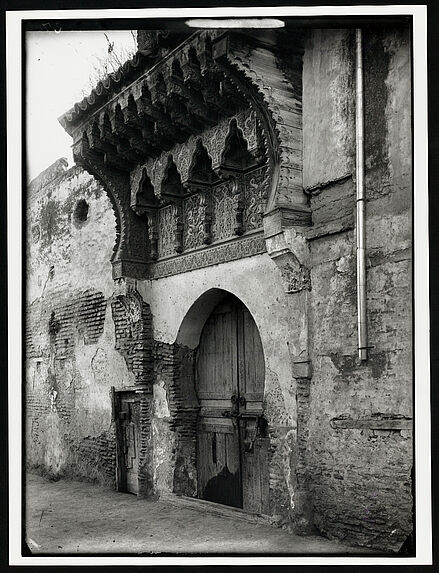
[302,26,412,551]
[25,160,133,485]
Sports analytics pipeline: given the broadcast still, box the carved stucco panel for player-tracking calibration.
[183,193,205,250]
[158,205,175,257]
[211,180,235,240]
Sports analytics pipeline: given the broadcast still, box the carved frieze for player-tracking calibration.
[148,233,266,279]
[146,163,268,262]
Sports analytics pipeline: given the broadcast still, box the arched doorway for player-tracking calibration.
[196,293,269,513]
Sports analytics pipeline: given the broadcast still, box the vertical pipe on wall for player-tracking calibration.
[355,28,368,361]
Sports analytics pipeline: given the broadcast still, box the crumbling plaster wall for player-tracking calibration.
[137,252,307,520]
[302,28,412,551]
[26,162,134,484]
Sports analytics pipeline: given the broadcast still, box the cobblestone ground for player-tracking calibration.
[25,473,375,556]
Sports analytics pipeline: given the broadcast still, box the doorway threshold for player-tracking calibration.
[160,493,277,526]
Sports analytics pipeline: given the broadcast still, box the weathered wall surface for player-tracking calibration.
[302,29,355,190]
[26,160,133,485]
[302,27,412,551]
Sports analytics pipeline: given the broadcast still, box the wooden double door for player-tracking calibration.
[196,294,269,514]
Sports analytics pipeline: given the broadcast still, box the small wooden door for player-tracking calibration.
[114,391,140,495]
[196,295,269,513]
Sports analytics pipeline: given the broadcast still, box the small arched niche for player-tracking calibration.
[188,140,220,187]
[161,156,184,202]
[221,120,258,173]
[135,168,159,211]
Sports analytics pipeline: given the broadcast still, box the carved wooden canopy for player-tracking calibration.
[59,29,310,281]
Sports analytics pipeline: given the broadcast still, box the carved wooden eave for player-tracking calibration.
[59,29,311,286]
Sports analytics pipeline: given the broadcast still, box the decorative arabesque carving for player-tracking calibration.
[211,180,236,241]
[161,157,185,255]
[244,165,270,231]
[149,233,267,280]
[211,31,304,211]
[158,206,175,258]
[183,193,206,250]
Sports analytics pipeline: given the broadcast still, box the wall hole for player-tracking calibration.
[73,199,89,226]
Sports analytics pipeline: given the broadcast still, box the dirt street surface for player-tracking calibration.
[25,474,374,555]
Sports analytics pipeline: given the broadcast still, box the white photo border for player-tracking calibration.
[7,4,430,566]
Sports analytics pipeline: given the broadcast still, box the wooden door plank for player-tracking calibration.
[259,438,270,515]
[112,388,126,492]
[242,309,264,398]
[125,398,140,495]
[225,427,240,474]
[236,300,246,399]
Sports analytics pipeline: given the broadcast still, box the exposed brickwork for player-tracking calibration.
[25,288,117,486]
[63,431,117,486]
[111,295,154,388]
[26,158,121,488]
[111,293,155,495]
[26,289,107,360]
[170,345,199,497]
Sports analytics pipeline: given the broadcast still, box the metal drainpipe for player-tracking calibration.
[355,28,368,361]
